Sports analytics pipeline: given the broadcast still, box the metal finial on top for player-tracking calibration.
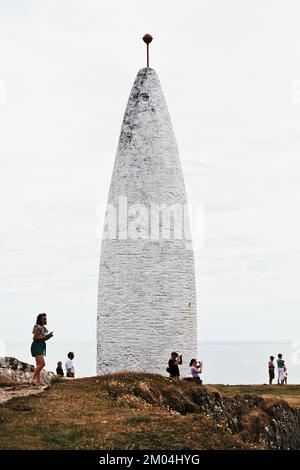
[143,34,153,68]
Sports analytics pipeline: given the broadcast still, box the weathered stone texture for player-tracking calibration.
[97,68,197,376]
[0,356,54,384]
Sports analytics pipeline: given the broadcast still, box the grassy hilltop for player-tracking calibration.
[0,373,300,450]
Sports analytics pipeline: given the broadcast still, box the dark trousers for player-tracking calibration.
[192,377,202,385]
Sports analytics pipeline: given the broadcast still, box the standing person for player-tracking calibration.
[65,352,75,378]
[189,358,203,384]
[268,356,275,385]
[56,361,64,377]
[167,352,182,379]
[283,361,288,385]
[277,353,285,385]
[31,313,53,385]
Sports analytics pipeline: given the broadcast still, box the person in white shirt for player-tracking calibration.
[65,352,75,378]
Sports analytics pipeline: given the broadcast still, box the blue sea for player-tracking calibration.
[3,340,300,384]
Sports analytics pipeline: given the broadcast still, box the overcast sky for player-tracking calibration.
[1,1,300,370]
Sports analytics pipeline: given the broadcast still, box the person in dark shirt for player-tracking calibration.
[167,352,182,378]
[56,361,64,377]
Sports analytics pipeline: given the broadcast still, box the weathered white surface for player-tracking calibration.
[97,68,197,376]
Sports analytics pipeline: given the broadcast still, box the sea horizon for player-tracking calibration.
[2,339,299,385]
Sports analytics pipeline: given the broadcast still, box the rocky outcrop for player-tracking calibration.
[186,388,300,450]
[0,357,54,385]
[100,373,300,450]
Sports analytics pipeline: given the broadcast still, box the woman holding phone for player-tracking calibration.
[31,313,53,385]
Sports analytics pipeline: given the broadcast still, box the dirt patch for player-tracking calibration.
[0,384,47,405]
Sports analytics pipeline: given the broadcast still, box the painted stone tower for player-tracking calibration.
[97,36,197,376]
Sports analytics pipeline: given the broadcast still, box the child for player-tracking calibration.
[65,352,75,378]
[283,361,288,385]
[56,361,64,377]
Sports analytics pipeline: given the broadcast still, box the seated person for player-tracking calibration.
[56,361,64,377]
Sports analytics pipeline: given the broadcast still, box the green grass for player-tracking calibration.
[123,415,152,425]
[213,384,300,408]
[0,374,299,450]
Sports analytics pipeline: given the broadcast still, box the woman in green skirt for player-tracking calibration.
[31,313,53,385]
